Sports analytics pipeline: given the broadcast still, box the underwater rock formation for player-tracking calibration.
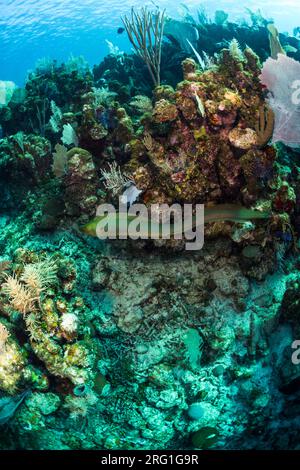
[0,250,97,394]
[128,49,271,210]
[0,133,52,210]
[63,147,99,218]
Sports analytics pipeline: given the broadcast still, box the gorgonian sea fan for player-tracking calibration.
[259,54,300,146]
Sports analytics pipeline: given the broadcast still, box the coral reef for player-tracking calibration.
[1,8,300,452]
[0,251,96,394]
[122,7,165,87]
[0,133,52,209]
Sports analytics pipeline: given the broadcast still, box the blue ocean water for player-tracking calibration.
[1,0,299,84]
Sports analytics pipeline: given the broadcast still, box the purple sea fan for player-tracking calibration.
[259,54,300,146]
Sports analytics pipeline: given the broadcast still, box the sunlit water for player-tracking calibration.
[1,0,300,84]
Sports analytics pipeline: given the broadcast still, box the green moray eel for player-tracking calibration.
[80,204,270,239]
[204,204,270,223]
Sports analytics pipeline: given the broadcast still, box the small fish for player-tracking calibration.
[81,204,271,239]
[0,390,30,426]
[117,27,125,35]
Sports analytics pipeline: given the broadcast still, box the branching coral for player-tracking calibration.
[122,7,165,87]
[101,161,133,196]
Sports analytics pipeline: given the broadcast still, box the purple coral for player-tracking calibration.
[259,54,300,146]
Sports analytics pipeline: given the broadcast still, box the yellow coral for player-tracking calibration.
[1,259,58,316]
[20,259,58,295]
[0,336,27,394]
[2,274,36,315]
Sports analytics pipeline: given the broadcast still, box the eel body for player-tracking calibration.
[81,204,270,238]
